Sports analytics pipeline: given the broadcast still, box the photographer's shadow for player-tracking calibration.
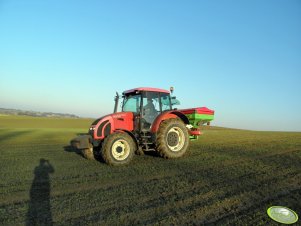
[26,159,54,226]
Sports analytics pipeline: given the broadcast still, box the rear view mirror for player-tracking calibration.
[171,98,180,105]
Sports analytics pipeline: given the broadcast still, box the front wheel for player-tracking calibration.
[156,118,189,158]
[101,132,136,166]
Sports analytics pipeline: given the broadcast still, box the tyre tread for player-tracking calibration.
[156,118,189,159]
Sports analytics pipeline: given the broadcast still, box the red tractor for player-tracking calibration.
[71,87,214,166]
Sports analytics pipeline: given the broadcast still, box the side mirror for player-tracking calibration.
[171,98,180,105]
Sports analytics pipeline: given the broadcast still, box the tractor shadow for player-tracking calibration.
[76,133,88,136]
[63,145,105,163]
[64,143,160,164]
[142,150,161,158]
[63,145,81,155]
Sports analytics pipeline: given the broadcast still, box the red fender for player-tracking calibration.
[150,111,189,133]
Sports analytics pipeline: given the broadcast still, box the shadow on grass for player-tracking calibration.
[63,145,104,163]
[64,136,161,163]
[143,150,160,158]
[63,145,80,154]
[26,159,54,226]
[0,130,33,143]
[76,133,88,136]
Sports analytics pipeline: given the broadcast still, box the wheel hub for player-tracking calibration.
[166,127,185,152]
[116,146,123,153]
[167,132,179,146]
[111,139,130,161]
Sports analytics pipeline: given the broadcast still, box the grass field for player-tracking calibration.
[0,115,300,225]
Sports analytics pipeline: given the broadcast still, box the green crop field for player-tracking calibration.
[0,115,300,225]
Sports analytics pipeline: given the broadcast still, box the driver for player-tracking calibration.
[143,98,157,124]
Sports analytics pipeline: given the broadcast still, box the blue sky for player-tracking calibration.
[0,0,300,131]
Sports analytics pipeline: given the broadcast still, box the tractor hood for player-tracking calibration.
[89,112,134,140]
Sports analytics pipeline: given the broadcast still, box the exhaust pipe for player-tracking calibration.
[114,92,119,113]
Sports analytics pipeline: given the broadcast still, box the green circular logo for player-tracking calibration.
[267,206,298,224]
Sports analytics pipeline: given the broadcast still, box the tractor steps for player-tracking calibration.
[140,132,155,151]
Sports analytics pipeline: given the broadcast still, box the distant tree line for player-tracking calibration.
[0,108,79,118]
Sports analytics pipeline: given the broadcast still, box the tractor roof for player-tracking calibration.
[123,87,170,95]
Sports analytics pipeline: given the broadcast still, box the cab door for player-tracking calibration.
[141,92,161,130]
[122,94,141,131]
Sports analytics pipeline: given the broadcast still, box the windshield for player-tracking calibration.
[160,93,172,111]
[122,94,141,113]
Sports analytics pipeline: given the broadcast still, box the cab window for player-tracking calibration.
[160,93,172,111]
[122,94,141,113]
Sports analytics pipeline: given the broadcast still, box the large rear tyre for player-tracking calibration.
[101,132,136,166]
[156,118,189,158]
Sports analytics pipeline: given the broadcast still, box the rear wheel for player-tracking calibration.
[156,118,189,158]
[101,132,136,166]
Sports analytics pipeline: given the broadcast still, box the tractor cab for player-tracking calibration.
[121,87,172,131]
